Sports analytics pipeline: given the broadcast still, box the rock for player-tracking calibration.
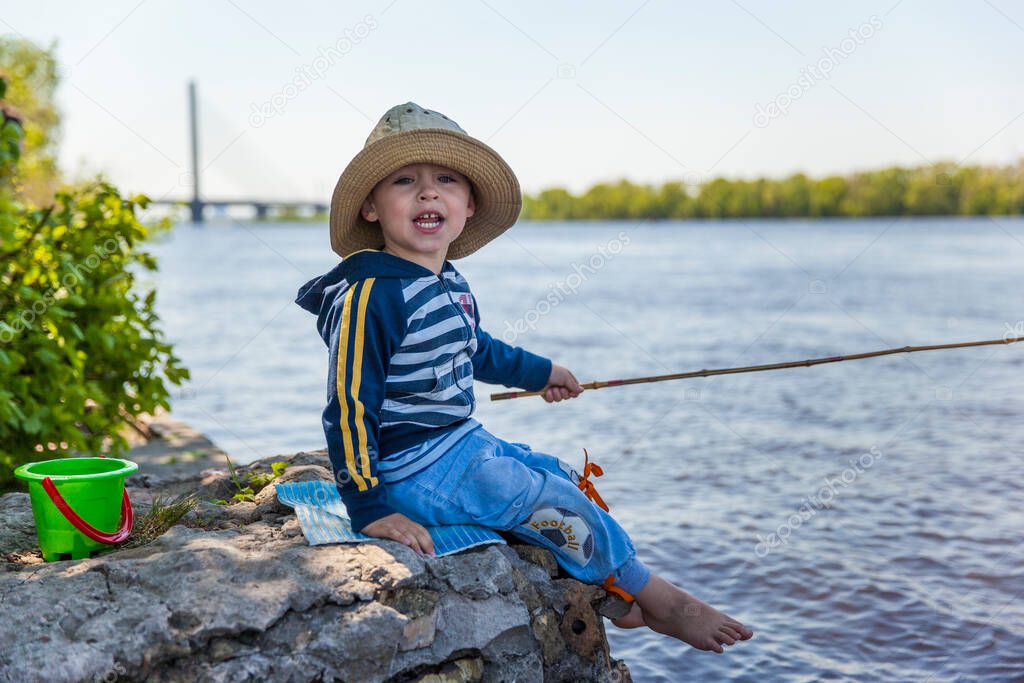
[511,542,559,577]
[252,464,333,518]
[0,492,40,557]
[411,656,485,683]
[380,587,441,651]
[123,414,231,499]
[596,590,634,620]
[191,467,239,503]
[427,545,516,599]
[270,463,334,486]
[559,582,607,660]
[0,444,632,682]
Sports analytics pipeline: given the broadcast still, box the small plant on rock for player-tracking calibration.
[212,454,288,505]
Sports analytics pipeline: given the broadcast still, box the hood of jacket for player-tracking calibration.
[295,250,445,344]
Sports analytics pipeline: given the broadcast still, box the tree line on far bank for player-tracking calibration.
[521,161,1024,220]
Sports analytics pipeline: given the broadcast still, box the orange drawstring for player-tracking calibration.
[577,448,609,512]
[578,450,634,601]
[602,573,635,602]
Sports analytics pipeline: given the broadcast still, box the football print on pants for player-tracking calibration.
[520,506,594,566]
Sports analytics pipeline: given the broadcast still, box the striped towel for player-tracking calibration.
[274,480,506,557]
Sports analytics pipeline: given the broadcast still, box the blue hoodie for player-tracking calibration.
[295,250,552,531]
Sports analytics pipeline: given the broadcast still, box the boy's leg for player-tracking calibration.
[453,436,650,597]
[387,430,753,652]
[499,440,582,486]
[499,440,612,514]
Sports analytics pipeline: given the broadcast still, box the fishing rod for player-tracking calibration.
[490,336,1023,401]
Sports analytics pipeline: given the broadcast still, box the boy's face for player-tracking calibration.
[360,162,476,266]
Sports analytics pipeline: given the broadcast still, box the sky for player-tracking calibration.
[3,0,1023,203]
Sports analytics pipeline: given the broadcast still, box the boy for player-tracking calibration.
[295,102,752,653]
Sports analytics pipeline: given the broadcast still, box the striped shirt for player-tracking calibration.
[295,250,552,530]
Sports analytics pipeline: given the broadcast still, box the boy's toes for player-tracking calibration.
[716,629,737,646]
[727,619,754,639]
[720,625,742,641]
[706,638,724,654]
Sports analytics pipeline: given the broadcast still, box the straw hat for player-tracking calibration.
[329,102,521,260]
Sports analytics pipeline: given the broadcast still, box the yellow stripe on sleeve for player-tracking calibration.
[350,277,378,487]
[336,284,368,492]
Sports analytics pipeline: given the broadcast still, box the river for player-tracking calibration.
[148,217,1023,681]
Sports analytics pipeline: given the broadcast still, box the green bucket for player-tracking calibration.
[13,456,138,562]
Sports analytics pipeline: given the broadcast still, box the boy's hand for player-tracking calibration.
[361,512,436,557]
[541,363,584,403]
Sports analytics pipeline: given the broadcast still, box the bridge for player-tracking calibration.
[148,196,328,221]
[152,81,327,223]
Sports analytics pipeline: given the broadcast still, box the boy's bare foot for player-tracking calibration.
[635,574,753,653]
[610,603,647,629]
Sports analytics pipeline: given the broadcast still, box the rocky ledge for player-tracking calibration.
[0,419,632,682]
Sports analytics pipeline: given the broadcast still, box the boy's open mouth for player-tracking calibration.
[412,211,445,234]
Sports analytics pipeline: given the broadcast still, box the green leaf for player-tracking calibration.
[35,348,60,366]
[23,414,42,434]
[231,487,255,503]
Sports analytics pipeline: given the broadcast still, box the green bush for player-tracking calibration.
[0,78,189,484]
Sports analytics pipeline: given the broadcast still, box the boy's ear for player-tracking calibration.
[466,191,476,218]
[360,197,378,222]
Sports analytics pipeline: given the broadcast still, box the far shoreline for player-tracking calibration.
[142,213,1024,226]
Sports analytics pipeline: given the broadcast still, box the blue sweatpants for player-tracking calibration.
[381,425,652,596]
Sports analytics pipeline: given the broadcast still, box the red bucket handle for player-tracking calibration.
[41,477,133,545]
